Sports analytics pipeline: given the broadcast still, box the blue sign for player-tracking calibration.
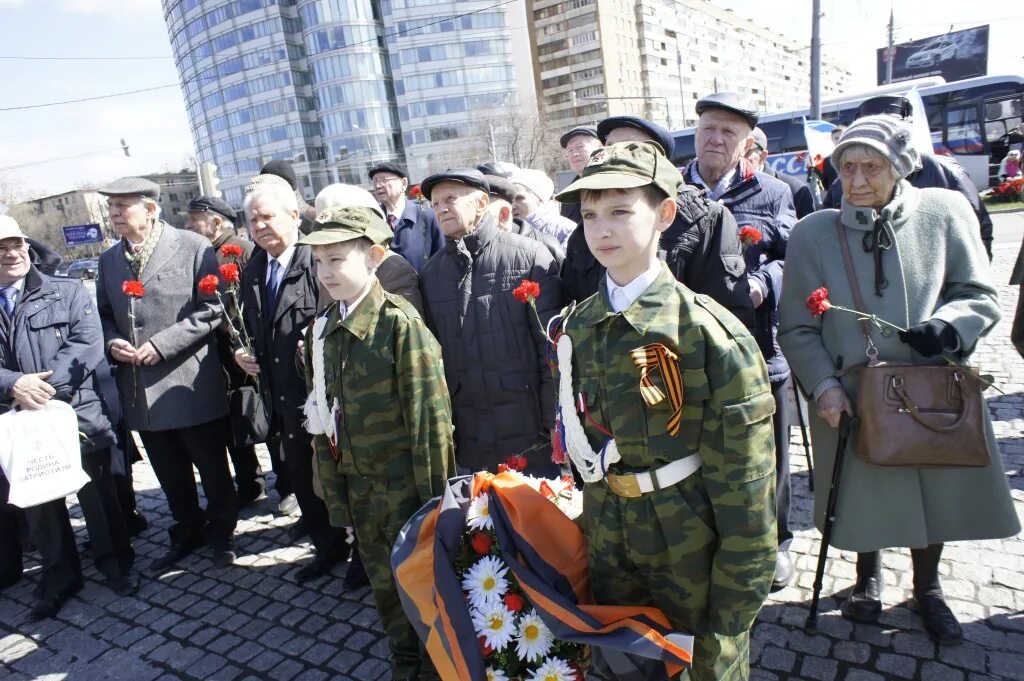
[766,152,809,179]
[62,224,104,246]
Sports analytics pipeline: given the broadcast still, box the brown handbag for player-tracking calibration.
[834,219,991,468]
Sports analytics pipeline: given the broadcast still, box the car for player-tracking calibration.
[65,259,98,280]
[905,37,958,69]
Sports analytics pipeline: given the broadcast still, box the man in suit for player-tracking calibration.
[234,177,351,583]
[369,163,444,274]
[186,195,269,510]
[95,177,238,571]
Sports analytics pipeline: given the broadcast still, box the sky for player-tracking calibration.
[0,0,1021,201]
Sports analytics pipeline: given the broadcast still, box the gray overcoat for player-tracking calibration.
[97,223,228,431]
[778,183,1020,551]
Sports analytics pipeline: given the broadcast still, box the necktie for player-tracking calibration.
[267,259,281,312]
[0,287,16,318]
[387,214,397,232]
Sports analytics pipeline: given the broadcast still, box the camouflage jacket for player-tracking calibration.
[303,278,454,527]
[560,263,777,633]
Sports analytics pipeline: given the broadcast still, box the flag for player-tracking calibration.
[903,87,935,156]
[803,118,837,172]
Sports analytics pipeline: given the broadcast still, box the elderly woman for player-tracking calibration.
[778,116,1020,644]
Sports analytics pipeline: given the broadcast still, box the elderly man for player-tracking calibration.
[560,115,755,333]
[558,126,603,225]
[484,174,563,263]
[0,215,138,619]
[684,92,796,590]
[369,163,444,274]
[510,168,576,247]
[746,127,815,219]
[96,177,238,571]
[186,196,266,509]
[234,178,352,584]
[419,169,562,476]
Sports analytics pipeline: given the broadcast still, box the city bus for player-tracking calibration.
[669,74,1024,188]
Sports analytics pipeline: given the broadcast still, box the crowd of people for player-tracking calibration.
[0,88,1019,681]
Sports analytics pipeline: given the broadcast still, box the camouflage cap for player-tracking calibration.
[298,205,392,247]
[554,141,682,204]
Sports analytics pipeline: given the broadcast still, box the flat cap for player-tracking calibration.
[559,126,600,149]
[476,162,518,178]
[695,92,759,128]
[298,205,393,247]
[420,168,490,201]
[485,175,517,204]
[750,127,769,152]
[368,162,407,180]
[97,177,161,201]
[855,95,913,120]
[555,141,682,204]
[188,195,235,221]
[596,116,675,159]
[260,160,297,190]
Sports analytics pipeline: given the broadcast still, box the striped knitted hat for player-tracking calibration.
[831,114,920,180]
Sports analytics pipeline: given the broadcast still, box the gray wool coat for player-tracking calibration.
[778,183,1020,551]
[97,223,228,431]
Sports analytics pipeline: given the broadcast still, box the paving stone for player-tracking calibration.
[301,642,336,666]
[832,641,872,664]
[988,652,1024,681]
[225,640,265,664]
[891,631,935,659]
[844,670,885,681]
[327,649,362,674]
[800,655,839,681]
[130,633,167,656]
[248,649,285,673]
[937,642,988,672]
[876,653,917,679]
[208,633,244,656]
[186,653,228,678]
[342,630,378,652]
[759,646,796,673]
[920,662,966,681]
[293,670,331,681]
[267,657,305,681]
[350,658,390,679]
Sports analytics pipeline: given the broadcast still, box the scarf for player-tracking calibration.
[123,220,165,279]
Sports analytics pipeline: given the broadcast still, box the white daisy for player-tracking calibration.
[467,494,494,530]
[462,556,509,610]
[528,657,576,681]
[485,667,510,681]
[472,602,516,651]
[515,610,554,662]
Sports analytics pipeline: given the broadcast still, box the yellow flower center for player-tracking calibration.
[524,624,539,641]
[483,576,496,591]
[544,674,558,681]
[488,615,504,631]
[482,505,490,517]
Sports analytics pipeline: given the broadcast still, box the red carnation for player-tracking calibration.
[219,263,241,284]
[470,531,493,556]
[477,635,493,656]
[512,279,541,305]
[504,454,527,472]
[198,274,220,296]
[538,480,556,501]
[738,226,763,247]
[409,184,423,199]
[121,280,145,298]
[806,287,832,317]
[219,243,243,259]
[504,593,525,613]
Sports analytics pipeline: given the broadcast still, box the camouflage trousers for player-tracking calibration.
[582,481,750,681]
[348,476,437,681]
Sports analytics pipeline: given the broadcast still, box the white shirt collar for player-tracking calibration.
[2,278,26,293]
[692,163,737,201]
[389,195,407,220]
[605,262,661,313]
[267,242,297,281]
[339,280,374,320]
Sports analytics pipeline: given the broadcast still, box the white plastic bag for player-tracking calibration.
[0,400,90,508]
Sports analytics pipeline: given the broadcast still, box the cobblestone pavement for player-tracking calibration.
[1,217,1022,681]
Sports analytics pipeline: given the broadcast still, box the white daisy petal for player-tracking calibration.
[528,657,575,681]
[467,494,494,530]
[485,667,510,681]
[461,556,510,611]
[515,610,554,663]
[471,602,517,651]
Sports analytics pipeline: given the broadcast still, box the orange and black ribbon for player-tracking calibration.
[630,343,683,437]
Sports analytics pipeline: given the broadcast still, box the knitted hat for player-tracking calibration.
[831,114,920,180]
[510,169,555,203]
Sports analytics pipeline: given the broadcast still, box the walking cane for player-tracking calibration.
[805,411,853,631]
[792,380,815,491]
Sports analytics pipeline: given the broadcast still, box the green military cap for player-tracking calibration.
[555,141,682,204]
[299,205,393,247]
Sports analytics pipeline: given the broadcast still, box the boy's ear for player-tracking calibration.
[655,196,677,233]
[368,244,387,267]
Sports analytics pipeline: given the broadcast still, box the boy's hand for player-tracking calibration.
[234,348,261,376]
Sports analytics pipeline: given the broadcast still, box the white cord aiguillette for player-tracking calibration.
[556,333,619,483]
[302,315,339,438]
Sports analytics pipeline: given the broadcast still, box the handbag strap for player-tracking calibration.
[890,370,971,433]
[835,217,878,362]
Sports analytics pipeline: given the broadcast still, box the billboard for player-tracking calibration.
[877,25,988,85]
[62,224,104,247]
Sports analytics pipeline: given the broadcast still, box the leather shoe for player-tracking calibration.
[125,510,149,537]
[212,546,236,568]
[28,580,83,621]
[278,493,300,516]
[150,537,204,573]
[343,546,370,590]
[296,553,343,583]
[287,518,309,542]
[771,550,795,591]
[237,481,266,509]
[0,573,22,591]
[842,574,883,623]
[918,594,963,645]
[107,574,140,597]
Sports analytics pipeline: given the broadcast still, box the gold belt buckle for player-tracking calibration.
[605,473,642,498]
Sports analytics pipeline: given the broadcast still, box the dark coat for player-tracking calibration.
[26,239,63,277]
[0,267,115,454]
[684,161,795,381]
[391,199,444,274]
[767,167,815,219]
[823,154,993,259]
[419,215,563,473]
[239,245,319,441]
[376,252,423,315]
[509,217,564,265]
[559,198,582,225]
[97,224,227,431]
[560,185,755,335]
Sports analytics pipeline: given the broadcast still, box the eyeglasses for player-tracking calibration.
[0,241,28,257]
[372,177,402,188]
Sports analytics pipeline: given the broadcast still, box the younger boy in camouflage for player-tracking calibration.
[300,206,454,681]
[552,142,777,680]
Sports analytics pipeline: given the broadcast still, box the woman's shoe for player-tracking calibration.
[917,594,963,645]
[841,575,883,623]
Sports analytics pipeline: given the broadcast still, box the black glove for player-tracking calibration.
[898,319,959,357]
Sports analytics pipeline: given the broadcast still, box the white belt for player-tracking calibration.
[604,453,703,498]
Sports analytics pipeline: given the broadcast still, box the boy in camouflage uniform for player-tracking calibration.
[300,206,453,681]
[553,142,777,680]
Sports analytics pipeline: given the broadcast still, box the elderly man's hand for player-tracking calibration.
[816,386,853,429]
[133,342,162,367]
[234,348,261,377]
[12,370,55,410]
[109,339,137,364]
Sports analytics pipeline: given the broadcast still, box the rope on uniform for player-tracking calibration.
[555,333,619,483]
[303,314,338,439]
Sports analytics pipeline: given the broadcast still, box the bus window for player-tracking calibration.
[986,120,1008,142]
[945,106,983,154]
